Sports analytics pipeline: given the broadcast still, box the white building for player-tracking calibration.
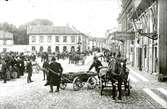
[88,37,106,51]
[27,25,89,53]
[0,30,14,52]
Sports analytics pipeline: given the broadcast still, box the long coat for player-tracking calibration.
[48,62,63,86]
[1,61,7,75]
[27,62,32,76]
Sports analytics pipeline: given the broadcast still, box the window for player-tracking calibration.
[55,36,59,42]
[71,36,75,43]
[39,36,44,43]
[63,46,67,52]
[78,36,81,42]
[71,46,75,52]
[32,46,36,51]
[47,46,51,53]
[55,46,59,52]
[32,36,36,43]
[3,48,7,52]
[39,46,43,52]
[47,36,52,43]
[63,36,67,42]
[3,40,6,45]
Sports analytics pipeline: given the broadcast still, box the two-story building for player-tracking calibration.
[0,30,14,52]
[27,25,88,53]
[117,0,167,80]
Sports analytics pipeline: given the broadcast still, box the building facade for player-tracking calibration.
[88,37,106,51]
[0,30,14,52]
[117,0,167,80]
[27,25,89,53]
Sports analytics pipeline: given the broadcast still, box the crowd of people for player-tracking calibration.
[0,52,36,83]
[0,50,92,90]
[0,49,128,100]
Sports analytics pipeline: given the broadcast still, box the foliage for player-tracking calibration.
[0,19,53,44]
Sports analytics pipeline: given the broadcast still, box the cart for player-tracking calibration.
[60,71,98,91]
[99,60,131,96]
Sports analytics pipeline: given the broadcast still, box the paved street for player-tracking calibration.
[1,56,167,109]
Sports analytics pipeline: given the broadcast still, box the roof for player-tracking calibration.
[90,37,106,41]
[0,30,13,40]
[27,25,81,35]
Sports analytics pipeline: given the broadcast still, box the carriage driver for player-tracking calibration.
[88,56,102,83]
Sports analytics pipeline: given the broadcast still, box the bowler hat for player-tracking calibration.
[51,57,56,61]
[94,56,98,60]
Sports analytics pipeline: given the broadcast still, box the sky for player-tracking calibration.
[0,0,121,38]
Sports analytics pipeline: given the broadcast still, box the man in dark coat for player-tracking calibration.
[1,59,7,83]
[88,56,102,85]
[27,59,33,83]
[88,56,102,75]
[16,57,21,78]
[20,57,25,76]
[48,57,63,92]
[43,59,49,84]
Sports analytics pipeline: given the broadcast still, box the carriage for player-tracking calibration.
[60,71,98,91]
[99,58,131,96]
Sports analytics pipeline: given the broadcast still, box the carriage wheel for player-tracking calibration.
[87,76,97,89]
[60,82,67,90]
[73,76,83,91]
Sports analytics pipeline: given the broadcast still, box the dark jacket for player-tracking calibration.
[89,60,102,73]
[43,61,49,69]
[1,61,7,75]
[48,62,63,86]
[27,62,32,74]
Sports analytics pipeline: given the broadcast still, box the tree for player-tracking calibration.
[0,22,28,44]
[15,25,28,44]
[0,19,54,45]
[0,22,17,33]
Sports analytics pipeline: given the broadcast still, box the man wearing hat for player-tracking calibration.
[27,59,33,83]
[48,57,63,92]
[88,56,102,81]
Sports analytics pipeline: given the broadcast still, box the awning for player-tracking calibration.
[112,32,135,41]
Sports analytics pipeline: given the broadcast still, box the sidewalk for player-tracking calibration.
[127,65,158,82]
[127,65,167,89]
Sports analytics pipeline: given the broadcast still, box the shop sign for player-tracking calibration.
[113,32,135,40]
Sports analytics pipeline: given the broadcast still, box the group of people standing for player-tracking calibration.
[0,52,35,83]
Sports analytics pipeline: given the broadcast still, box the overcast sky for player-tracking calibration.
[0,0,121,37]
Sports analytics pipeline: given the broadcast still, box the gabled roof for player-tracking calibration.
[0,30,13,40]
[27,25,81,35]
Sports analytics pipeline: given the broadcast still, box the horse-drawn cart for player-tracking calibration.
[99,58,131,96]
[60,71,98,91]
